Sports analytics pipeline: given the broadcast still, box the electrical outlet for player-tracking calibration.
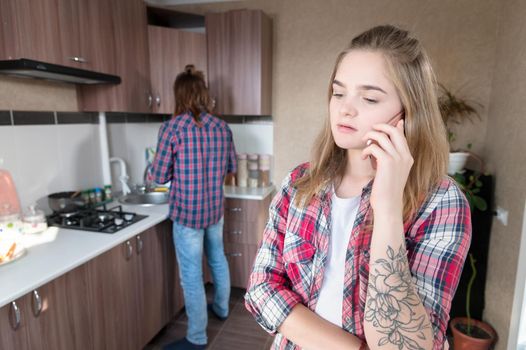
[495,206,509,226]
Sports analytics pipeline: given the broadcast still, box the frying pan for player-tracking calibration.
[48,191,87,213]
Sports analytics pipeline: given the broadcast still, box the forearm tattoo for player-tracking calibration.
[365,245,430,349]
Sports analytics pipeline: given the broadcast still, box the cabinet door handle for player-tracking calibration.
[9,301,21,330]
[136,235,143,255]
[67,56,87,63]
[155,95,161,107]
[229,230,242,235]
[226,252,242,257]
[32,290,42,317]
[147,94,153,108]
[125,241,133,260]
[228,207,242,212]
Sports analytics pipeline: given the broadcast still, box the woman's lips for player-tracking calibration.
[337,124,357,133]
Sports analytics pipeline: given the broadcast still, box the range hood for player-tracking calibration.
[0,58,121,85]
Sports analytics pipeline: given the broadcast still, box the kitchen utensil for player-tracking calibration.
[48,191,87,214]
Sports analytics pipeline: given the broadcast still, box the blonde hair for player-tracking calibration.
[295,25,449,227]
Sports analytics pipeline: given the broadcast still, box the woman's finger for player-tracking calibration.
[371,120,409,154]
[361,130,399,158]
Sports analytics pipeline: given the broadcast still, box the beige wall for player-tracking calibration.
[482,0,526,348]
[0,75,77,111]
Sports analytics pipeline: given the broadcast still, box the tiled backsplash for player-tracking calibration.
[1,110,274,209]
[0,122,103,213]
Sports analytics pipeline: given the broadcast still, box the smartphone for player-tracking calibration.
[368,111,405,170]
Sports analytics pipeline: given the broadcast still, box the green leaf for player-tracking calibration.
[476,180,483,187]
[473,196,487,211]
[472,188,480,194]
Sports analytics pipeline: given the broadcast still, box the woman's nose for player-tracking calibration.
[339,96,358,117]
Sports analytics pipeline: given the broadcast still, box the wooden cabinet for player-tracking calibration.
[148,25,208,114]
[0,220,183,350]
[86,238,140,349]
[0,299,28,349]
[77,0,152,112]
[206,9,272,115]
[0,0,82,67]
[222,195,272,288]
[0,263,94,349]
[0,0,152,112]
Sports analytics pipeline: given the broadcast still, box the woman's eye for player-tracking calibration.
[363,97,378,104]
[332,92,344,98]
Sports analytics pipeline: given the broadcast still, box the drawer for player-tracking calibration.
[223,220,259,245]
[223,243,258,289]
[224,198,247,223]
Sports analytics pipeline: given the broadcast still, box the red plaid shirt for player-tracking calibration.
[245,163,471,349]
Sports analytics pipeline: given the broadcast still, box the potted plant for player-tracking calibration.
[450,254,497,350]
[450,151,488,212]
[438,83,483,175]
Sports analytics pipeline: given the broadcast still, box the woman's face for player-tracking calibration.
[329,50,403,150]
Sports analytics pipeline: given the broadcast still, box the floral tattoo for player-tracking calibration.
[365,245,430,349]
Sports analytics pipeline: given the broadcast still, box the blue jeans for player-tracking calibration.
[172,217,230,345]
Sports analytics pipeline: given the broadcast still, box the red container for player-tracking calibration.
[0,167,21,216]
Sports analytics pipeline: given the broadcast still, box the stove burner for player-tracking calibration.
[47,205,147,234]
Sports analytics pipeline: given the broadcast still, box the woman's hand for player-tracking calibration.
[361,119,413,216]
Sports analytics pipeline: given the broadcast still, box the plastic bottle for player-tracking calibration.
[0,159,21,217]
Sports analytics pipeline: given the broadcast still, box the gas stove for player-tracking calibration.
[47,205,147,234]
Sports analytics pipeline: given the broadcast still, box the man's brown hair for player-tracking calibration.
[174,64,213,123]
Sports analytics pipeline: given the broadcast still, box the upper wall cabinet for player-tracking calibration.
[77,0,152,112]
[0,0,151,113]
[0,0,82,68]
[206,9,272,116]
[148,25,207,115]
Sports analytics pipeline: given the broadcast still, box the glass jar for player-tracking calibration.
[236,153,248,187]
[258,154,271,187]
[247,154,259,188]
[0,211,24,264]
[22,204,47,234]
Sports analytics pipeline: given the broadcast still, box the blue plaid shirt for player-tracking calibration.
[151,112,237,228]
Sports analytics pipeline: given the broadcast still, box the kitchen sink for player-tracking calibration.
[118,192,169,206]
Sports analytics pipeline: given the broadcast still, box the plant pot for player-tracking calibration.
[448,152,470,175]
[450,317,497,350]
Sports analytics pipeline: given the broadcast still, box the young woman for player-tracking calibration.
[150,65,237,350]
[245,25,471,350]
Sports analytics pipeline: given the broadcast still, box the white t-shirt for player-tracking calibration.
[314,190,361,327]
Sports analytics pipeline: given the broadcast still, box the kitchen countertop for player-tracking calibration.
[0,203,170,309]
[0,186,275,308]
[224,185,275,200]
